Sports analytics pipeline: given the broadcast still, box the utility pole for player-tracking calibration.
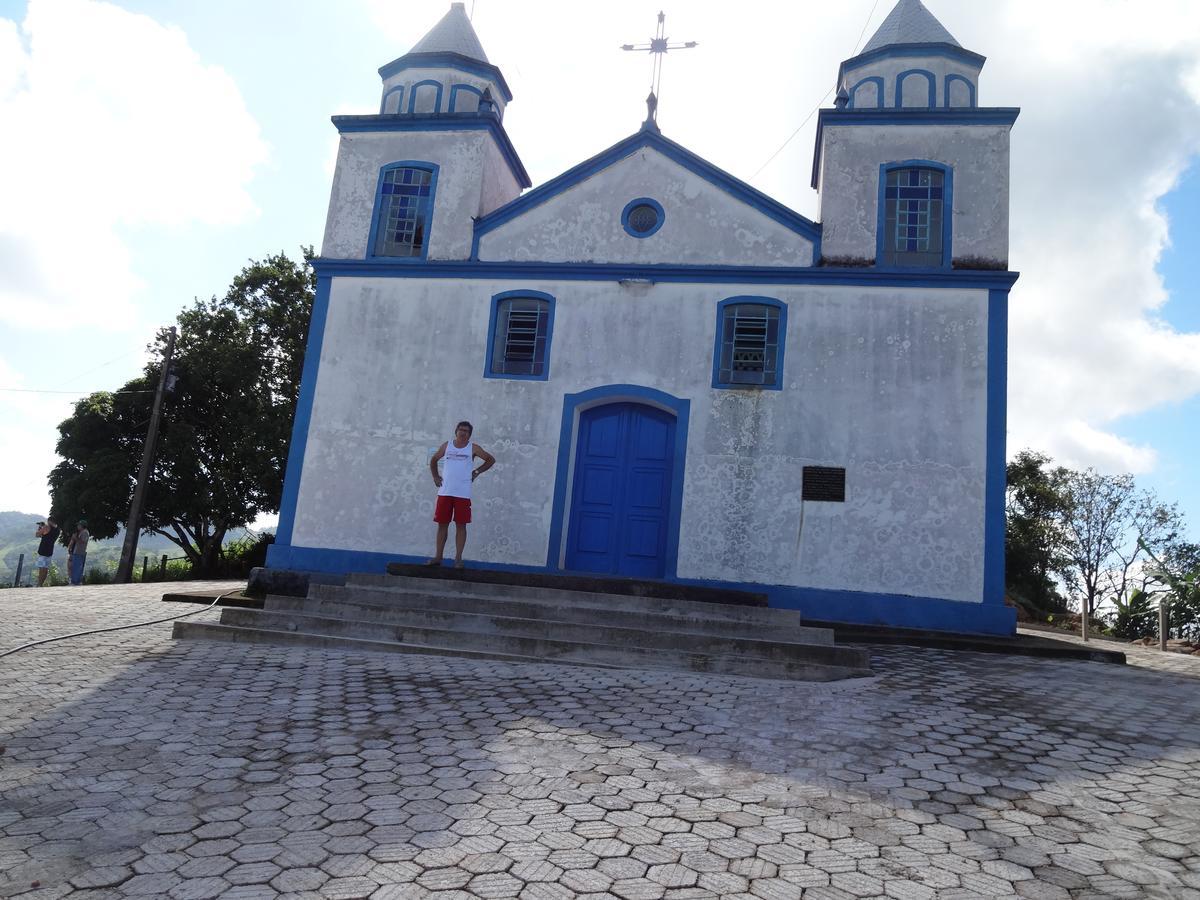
[116,326,176,583]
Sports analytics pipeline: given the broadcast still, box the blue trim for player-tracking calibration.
[839,43,986,84]
[378,52,513,103]
[620,197,666,238]
[848,76,884,109]
[875,160,953,269]
[365,161,439,261]
[406,79,444,114]
[810,107,1020,189]
[984,288,1009,607]
[311,258,1019,290]
[333,114,532,189]
[380,85,403,115]
[472,128,820,260]
[265,545,1015,636]
[272,275,334,550]
[546,385,690,578]
[895,69,936,108]
[944,74,977,108]
[711,296,788,391]
[483,289,556,381]
[449,83,483,113]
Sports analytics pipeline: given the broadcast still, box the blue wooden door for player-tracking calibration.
[565,403,675,578]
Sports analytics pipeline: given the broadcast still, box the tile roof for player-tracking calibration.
[410,2,489,62]
[862,0,960,53]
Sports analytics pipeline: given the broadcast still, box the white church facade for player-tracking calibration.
[266,0,1021,636]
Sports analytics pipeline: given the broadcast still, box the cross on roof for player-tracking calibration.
[621,11,697,126]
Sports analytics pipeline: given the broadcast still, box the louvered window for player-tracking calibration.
[491,297,551,377]
[717,303,782,387]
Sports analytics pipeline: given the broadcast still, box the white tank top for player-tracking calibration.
[438,440,474,499]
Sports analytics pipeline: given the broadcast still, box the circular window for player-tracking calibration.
[621,198,665,238]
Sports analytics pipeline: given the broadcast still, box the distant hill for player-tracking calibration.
[0,510,256,584]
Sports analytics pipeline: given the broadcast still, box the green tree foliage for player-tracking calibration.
[1107,589,1157,640]
[1059,469,1181,628]
[1005,450,1071,613]
[49,250,315,573]
[1140,540,1200,641]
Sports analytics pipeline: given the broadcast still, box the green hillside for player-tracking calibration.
[0,511,253,585]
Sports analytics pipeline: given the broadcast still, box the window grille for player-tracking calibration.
[883,167,944,266]
[492,297,550,376]
[718,304,780,386]
[374,166,433,257]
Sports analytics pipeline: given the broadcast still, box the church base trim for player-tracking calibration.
[266,543,1016,637]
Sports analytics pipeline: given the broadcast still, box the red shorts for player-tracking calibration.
[434,495,472,524]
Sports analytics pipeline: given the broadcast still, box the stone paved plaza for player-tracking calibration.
[2,583,1198,899]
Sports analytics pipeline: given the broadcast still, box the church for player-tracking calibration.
[265,0,1021,636]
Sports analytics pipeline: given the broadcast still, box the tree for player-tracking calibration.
[49,250,315,573]
[1005,449,1072,613]
[1058,468,1180,629]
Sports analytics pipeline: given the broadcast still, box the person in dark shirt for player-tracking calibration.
[35,517,60,586]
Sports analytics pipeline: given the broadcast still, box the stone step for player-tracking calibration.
[275,588,834,645]
[381,561,768,607]
[174,611,870,682]
[338,575,809,631]
[254,600,857,665]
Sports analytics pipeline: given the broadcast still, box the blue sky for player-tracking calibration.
[1,0,1198,544]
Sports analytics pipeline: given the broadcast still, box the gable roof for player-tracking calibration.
[473,125,820,253]
[409,2,488,62]
[862,0,960,53]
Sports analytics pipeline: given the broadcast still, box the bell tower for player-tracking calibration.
[320,2,530,262]
[812,0,1019,269]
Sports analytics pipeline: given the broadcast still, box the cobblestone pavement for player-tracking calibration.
[2,584,1198,899]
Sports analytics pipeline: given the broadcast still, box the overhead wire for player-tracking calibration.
[749,0,883,180]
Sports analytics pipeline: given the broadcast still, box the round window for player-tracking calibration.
[626,205,659,233]
[621,198,665,238]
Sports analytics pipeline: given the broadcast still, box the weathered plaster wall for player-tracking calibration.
[290,277,989,603]
[322,130,492,260]
[817,124,1010,266]
[842,58,981,109]
[476,147,815,266]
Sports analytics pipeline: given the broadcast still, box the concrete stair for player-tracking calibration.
[173,570,872,682]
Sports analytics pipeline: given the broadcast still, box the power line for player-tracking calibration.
[749,0,882,180]
[0,388,154,395]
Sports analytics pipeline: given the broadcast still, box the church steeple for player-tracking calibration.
[377,2,512,117]
[836,0,983,110]
[409,2,489,61]
[861,0,961,53]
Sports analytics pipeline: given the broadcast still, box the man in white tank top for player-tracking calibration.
[427,420,496,568]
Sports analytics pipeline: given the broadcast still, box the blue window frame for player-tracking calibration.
[368,162,437,259]
[485,290,556,381]
[878,161,952,268]
[621,197,665,238]
[712,297,787,390]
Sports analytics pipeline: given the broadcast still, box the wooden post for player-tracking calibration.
[160,554,168,579]
[116,326,177,583]
[13,553,23,587]
[1159,598,1169,651]
[141,556,149,582]
[1081,597,1089,643]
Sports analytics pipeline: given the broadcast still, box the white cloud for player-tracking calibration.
[0,0,269,333]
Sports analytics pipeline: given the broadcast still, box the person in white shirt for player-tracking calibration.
[427,420,495,569]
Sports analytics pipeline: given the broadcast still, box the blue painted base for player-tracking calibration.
[266,543,1016,637]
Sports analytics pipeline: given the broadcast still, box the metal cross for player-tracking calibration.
[621,11,697,124]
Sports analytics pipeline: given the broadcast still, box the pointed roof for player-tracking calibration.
[862,0,960,53]
[410,2,488,62]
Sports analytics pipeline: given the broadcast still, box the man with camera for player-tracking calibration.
[34,517,60,587]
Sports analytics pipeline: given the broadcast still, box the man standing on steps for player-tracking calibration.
[427,420,495,569]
